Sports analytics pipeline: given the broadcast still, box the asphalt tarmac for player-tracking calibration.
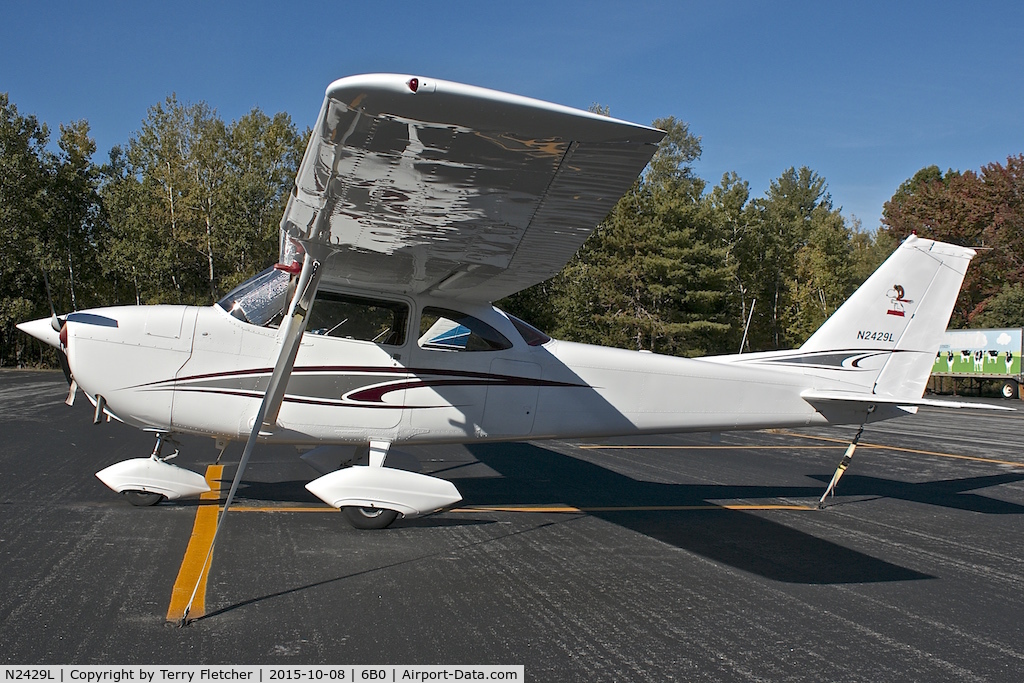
[2,369,1024,681]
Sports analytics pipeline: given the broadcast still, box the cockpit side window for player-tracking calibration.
[307,292,408,346]
[217,267,289,328]
[217,269,409,346]
[418,307,513,352]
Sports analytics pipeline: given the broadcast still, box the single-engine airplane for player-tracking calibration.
[18,74,1007,540]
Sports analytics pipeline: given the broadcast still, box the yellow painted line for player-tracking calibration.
[454,504,814,513]
[777,430,1024,468]
[578,444,846,450]
[581,436,1024,468]
[166,464,222,622]
[227,506,339,513]
[216,503,814,514]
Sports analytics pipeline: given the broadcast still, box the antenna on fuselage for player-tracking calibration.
[738,299,755,354]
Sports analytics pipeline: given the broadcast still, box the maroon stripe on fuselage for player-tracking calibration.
[141,365,587,408]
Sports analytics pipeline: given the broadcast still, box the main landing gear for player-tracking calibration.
[305,440,463,530]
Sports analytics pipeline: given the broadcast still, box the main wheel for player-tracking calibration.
[1002,380,1019,399]
[123,490,165,506]
[343,506,399,530]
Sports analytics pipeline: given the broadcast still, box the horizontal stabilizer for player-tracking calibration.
[801,389,1015,412]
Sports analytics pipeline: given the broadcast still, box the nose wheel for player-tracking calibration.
[123,490,165,507]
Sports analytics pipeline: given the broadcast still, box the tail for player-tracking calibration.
[797,234,975,400]
[715,235,1008,413]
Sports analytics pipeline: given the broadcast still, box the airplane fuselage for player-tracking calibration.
[62,286,890,448]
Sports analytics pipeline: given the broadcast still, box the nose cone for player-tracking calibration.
[17,317,62,349]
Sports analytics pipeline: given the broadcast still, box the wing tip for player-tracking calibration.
[324,73,665,141]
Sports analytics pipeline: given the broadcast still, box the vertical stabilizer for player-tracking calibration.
[799,235,975,397]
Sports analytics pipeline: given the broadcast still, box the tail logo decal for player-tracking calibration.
[886,284,913,317]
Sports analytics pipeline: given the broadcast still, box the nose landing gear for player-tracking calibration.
[95,433,211,505]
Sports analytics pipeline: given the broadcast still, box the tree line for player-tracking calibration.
[500,115,895,356]
[1,93,306,366]
[2,91,1022,368]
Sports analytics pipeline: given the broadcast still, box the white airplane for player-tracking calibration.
[18,74,1003,539]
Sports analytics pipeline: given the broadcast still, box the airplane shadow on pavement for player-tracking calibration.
[197,439,1024,622]
[456,442,1024,585]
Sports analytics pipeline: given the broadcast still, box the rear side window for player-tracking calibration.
[418,308,513,352]
[507,314,551,346]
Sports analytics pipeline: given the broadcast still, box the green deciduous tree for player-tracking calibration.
[48,121,104,312]
[219,110,305,291]
[973,283,1024,328]
[735,167,852,350]
[100,97,304,306]
[707,171,752,351]
[0,96,106,366]
[881,155,1024,327]
[0,94,50,364]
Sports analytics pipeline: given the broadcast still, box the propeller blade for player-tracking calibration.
[56,343,73,387]
[39,268,74,387]
[40,269,64,333]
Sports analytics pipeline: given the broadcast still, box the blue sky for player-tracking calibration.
[3,1,1022,230]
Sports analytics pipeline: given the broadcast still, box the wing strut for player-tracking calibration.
[177,250,323,626]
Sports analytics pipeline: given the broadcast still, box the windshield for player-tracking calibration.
[217,267,289,327]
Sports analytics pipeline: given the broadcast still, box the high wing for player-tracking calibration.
[279,74,665,302]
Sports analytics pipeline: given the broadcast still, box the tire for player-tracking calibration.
[343,506,399,530]
[123,490,165,506]
[1001,380,1019,400]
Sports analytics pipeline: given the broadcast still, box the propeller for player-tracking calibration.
[41,269,75,395]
